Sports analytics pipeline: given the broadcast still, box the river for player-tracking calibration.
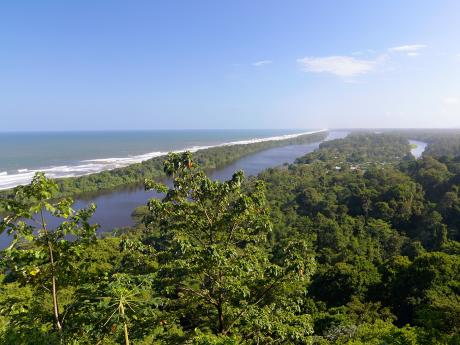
[409,140,428,159]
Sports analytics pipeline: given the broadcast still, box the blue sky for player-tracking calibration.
[1,0,460,130]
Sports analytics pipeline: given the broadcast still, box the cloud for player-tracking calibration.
[296,44,427,78]
[252,60,272,67]
[443,97,459,104]
[389,44,427,52]
[389,44,427,57]
[297,55,378,77]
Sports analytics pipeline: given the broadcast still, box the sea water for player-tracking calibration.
[0,129,323,190]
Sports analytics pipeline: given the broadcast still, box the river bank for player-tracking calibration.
[0,131,348,248]
[71,130,348,231]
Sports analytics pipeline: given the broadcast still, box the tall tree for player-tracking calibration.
[143,152,316,343]
[0,173,98,338]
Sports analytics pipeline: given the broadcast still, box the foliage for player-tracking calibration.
[0,172,98,341]
[142,152,316,343]
[0,132,459,344]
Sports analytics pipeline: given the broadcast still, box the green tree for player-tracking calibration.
[143,152,316,343]
[310,257,380,307]
[0,172,98,339]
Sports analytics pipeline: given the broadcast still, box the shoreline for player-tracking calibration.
[0,131,330,205]
[0,129,327,191]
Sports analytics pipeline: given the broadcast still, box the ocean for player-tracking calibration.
[0,129,322,190]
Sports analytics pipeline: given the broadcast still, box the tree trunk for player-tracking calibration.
[48,241,62,333]
[217,302,224,334]
[123,322,130,345]
[41,208,62,334]
[119,302,130,345]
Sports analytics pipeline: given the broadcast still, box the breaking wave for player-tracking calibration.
[0,130,326,190]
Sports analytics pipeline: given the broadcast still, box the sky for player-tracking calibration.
[1,0,460,131]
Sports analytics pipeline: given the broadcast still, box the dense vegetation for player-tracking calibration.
[295,133,411,167]
[0,133,459,344]
[260,134,459,343]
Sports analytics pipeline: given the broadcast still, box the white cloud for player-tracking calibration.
[443,97,459,104]
[389,44,427,52]
[297,55,378,77]
[388,44,428,57]
[297,44,428,78]
[252,60,272,67]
